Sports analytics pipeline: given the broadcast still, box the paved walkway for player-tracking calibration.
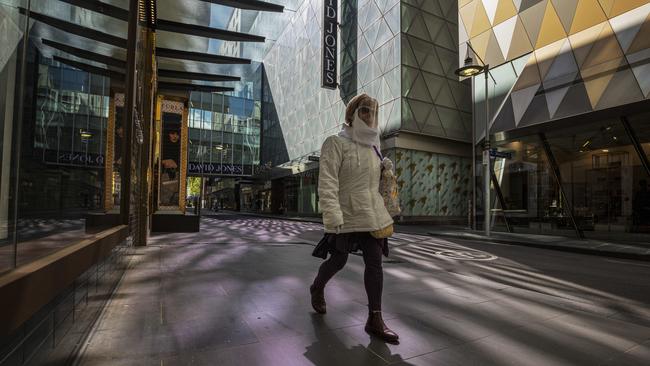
[74,215,650,365]
[223,211,650,260]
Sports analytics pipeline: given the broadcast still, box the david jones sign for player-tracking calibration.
[321,0,338,89]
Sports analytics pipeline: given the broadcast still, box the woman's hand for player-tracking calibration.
[381,157,394,171]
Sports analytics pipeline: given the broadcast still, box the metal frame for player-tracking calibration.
[621,116,650,178]
[490,171,513,233]
[53,56,124,80]
[199,0,285,12]
[20,8,128,47]
[539,133,584,239]
[42,39,127,68]
[156,19,265,42]
[57,0,129,20]
[156,47,251,64]
[158,82,234,93]
[158,69,240,82]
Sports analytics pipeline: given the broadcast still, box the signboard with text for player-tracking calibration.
[44,150,105,168]
[321,0,338,89]
[188,162,254,176]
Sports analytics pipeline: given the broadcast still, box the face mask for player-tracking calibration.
[350,112,380,147]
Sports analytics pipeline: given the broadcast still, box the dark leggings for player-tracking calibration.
[312,238,383,311]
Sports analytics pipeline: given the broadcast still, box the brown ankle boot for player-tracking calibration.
[310,285,326,314]
[365,311,399,343]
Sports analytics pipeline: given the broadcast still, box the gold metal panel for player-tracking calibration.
[512,52,542,91]
[534,38,566,81]
[470,28,492,64]
[609,0,650,17]
[485,29,506,66]
[154,95,163,212]
[581,22,624,70]
[628,11,650,54]
[507,17,534,59]
[551,0,579,33]
[471,1,492,37]
[569,22,607,68]
[598,0,616,15]
[569,0,607,35]
[535,1,567,48]
[104,97,115,211]
[460,1,480,38]
[180,106,189,214]
[493,0,518,26]
[519,0,547,48]
[582,57,625,107]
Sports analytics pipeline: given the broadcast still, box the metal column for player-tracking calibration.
[483,65,491,237]
[539,133,584,239]
[119,0,140,226]
[491,171,513,233]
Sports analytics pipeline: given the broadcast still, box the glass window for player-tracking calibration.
[0,2,126,272]
[627,112,650,159]
[186,91,261,176]
[492,136,571,236]
[492,115,650,240]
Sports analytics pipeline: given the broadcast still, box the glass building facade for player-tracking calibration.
[0,3,125,273]
[458,0,650,241]
[188,90,261,177]
[489,112,650,240]
[258,0,473,221]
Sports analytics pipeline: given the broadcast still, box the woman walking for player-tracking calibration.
[309,93,399,343]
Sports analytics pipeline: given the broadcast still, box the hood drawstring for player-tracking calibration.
[355,142,361,166]
[354,141,361,167]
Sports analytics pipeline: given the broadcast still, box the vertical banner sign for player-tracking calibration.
[322,0,338,89]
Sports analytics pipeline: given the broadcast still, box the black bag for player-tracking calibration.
[312,234,331,259]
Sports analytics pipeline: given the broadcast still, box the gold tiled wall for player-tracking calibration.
[459,0,650,130]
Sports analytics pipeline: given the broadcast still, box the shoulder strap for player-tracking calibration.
[372,146,383,161]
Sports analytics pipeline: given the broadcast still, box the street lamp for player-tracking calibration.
[455,46,492,237]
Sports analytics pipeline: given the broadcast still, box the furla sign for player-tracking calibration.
[321,0,338,89]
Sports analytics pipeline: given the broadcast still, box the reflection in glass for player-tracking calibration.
[493,114,650,240]
[492,138,570,235]
[187,92,260,177]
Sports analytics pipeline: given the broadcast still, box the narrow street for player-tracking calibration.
[76,215,650,365]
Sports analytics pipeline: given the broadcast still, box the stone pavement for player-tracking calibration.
[74,216,650,365]
[226,211,650,260]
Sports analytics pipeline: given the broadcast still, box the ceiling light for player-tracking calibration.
[79,130,93,140]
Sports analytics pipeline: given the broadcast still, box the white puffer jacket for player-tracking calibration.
[318,135,393,233]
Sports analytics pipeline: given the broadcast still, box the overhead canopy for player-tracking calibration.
[25,0,297,91]
[199,0,284,13]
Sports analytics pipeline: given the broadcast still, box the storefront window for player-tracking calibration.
[1,2,127,272]
[492,137,570,235]
[493,114,650,240]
